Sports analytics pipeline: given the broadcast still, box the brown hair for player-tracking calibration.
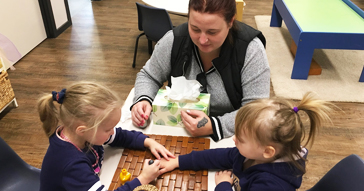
[188,0,238,44]
[37,81,122,138]
[235,92,334,174]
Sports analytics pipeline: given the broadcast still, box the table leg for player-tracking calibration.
[290,40,322,75]
[291,41,314,80]
[270,0,283,27]
[13,98,18,108]
[360,66,364,82]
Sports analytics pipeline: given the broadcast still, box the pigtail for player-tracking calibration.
[270,92,334,174]
[296,92,333,148]
[37,94,59,137]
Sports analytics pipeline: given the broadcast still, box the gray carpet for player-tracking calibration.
[255,15,364,103]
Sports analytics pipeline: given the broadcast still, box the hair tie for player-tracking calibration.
[293,106,299,113]
[52,89,66,104]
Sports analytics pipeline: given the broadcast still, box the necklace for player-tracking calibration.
[58,128,100,174]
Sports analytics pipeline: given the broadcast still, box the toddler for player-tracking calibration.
[159,92,334,191]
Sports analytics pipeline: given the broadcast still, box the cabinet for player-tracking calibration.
[0,71,18,113]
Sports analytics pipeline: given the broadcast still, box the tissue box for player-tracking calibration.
[152,89,210,127]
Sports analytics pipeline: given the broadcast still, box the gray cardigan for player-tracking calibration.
[133,30,270,141]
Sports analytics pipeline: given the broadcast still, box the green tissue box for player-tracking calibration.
[152,89,210,127]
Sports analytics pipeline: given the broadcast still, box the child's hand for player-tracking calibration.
[144,138,175,160]
[159,157,179,174]
[137,159,160,185]
[215,170,233,185]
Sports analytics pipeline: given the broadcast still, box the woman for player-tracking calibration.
[131,0,270,142]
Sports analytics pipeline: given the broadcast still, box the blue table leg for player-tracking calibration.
[270,0,283,27]
[360,66,364,82]
[291,40,314,80]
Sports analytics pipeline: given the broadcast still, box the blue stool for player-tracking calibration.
[360,66,364,82]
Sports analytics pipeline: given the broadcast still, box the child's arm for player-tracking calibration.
[159,147,238,175]
[144,138,175,160]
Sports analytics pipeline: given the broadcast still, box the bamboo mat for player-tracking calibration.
[108,134,210,191]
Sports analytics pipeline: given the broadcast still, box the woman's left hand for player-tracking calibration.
[181,110,213,137]
[144,138,175,160]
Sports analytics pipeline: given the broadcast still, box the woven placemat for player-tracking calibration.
[108,134,210,191]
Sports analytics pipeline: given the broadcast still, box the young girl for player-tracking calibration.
[38,81,174,191]
[159,92,334,191]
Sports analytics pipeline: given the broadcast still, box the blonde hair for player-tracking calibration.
[37,81,122,137]
[235,92,334,174]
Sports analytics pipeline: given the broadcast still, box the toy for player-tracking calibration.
[119,168,131,185]
[148,160,154,165]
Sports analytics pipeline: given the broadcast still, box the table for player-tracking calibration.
[270,0,364,80]
[142,0,188,16]
[141,0,246,21]
[99,88,235,191]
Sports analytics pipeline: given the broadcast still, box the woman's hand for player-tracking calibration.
[215,170,233,185]
[144,138,175,160]
[159,157,179,174]
[137,159,160,185]
[131,101,152,128]
[181,110,213,137]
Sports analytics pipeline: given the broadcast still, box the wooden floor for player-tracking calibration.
[1,0,364,190]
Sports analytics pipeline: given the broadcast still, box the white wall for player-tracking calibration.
[0,0,47,69]
[51,0,69,29]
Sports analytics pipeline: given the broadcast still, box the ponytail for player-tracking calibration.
[273,92,334,174]
[295,92,333,148]
[37,94,59,137]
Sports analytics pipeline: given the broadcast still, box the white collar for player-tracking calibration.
[273,147,308,163]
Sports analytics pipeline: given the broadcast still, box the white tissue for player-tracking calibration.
[165,76,202,102]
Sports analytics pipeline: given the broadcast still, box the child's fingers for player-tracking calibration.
[159,167,169,175]
[215,170,231,176]
[143,159,151,167]
[224,170,232,175]
[151,150,161,160]
[151,159,160,166]
[159,149,175,161]
[144,159,160,172]
[159,152,169,161]
[166,150,176,158]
